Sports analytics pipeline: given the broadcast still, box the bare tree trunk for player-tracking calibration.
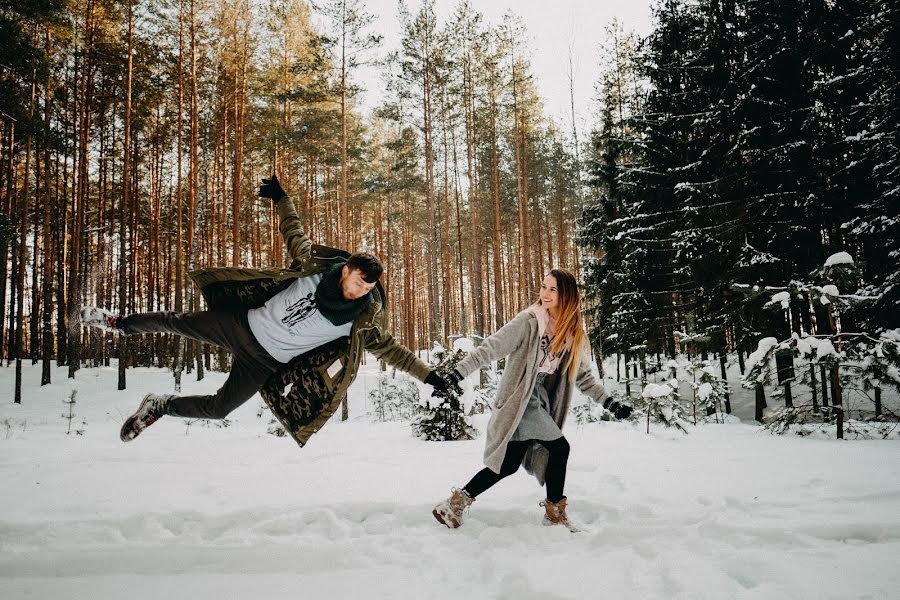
[219,101,228,265]
[31,101,42,367]
[41,27,55,384]
[510,51,533,306]
[15,67,37,402]
[340,8,349,251]
[831,366,843,440]
[754,383,766,423]
[189,0,203,381]
[439,87,453,340]
[464,56,484,338]
[556,189,568,269]
[402,190,415,349]
[488,69,504,331]
[451,149,467,336]
[118,0,134,390]
[720,353,731,413]
[874,386,882,419]
[810,362,819,413]
[8,144,18,367]
[56,59,76,367]
[173,4,185,391]
[232,15,248,267]
[69,0,96,379]
[0,122,11,362]
[423,34,440,347]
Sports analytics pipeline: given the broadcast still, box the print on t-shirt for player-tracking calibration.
[282,292,317,329]
[537,334,560,374]
[247,274,353,363]
[538,334,552,368]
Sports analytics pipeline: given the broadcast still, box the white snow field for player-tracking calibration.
[2,359,899,600]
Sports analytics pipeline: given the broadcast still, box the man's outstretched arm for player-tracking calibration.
[259,174,311,264]
[363,328,431,382]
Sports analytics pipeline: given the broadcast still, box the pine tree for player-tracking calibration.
[730,0,830,287]
[617,0,708,361]
[411,344,476,441]
[835,0,900,330]
[369,376,420,422]
[580,19,646,370]
[641,380,689,434]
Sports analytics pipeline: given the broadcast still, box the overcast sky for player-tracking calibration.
[336,0,655,135]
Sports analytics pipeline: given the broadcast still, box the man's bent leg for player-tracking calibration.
[168,357,270,420]
[119,311,240,350]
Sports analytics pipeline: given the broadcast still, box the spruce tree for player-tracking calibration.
[412,344,477,441]
[612,0,708,360]
[836,0,900,330]
[580,19,651,370]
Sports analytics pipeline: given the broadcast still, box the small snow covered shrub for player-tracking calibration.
[640,379,689,434]
[412,343,477,441]
[691,360,729,421]
[572,390,628,424]
[62,390,86,436]
[368,376,420,422]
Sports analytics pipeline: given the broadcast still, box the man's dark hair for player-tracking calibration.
[346,252,383,283]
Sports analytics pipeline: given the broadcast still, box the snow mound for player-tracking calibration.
[825,252,854,267]
[642,383,675,399]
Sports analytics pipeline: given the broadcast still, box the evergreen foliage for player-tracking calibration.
[369,376,420,422]
[571,391,623,424]
[0,212,13,250]
[739,255,900,436]
[641,379,689,433]
[690,360,729,419]
[580,0,899,404]
[411,344,477,441]
[0,0,67,130]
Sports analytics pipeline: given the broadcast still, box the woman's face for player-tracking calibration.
[540,275,560,313]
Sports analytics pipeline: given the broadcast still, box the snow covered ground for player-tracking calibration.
[2,358,899,599]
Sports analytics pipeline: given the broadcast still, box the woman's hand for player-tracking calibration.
[603,398,633,420]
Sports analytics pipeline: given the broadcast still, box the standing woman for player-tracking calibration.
[431,268,632,531]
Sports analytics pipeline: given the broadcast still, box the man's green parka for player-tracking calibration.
[187,198,430,447]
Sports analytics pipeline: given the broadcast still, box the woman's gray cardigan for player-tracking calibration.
[456,308,608,485]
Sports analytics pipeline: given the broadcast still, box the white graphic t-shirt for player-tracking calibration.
[247,274,353,363]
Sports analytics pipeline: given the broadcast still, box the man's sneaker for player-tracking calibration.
[80,306,122,332]
[120,393,173,442]
[432,487,475,528]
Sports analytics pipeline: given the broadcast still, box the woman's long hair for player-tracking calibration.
[532,268,587,381]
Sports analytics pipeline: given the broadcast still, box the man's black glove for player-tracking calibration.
[603,398,633,420]
[259,174,288,203]
[426,369,462,398]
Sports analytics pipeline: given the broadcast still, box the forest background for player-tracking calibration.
[1,0,897,428]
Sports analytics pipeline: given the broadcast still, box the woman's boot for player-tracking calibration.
[432,488,475,528]
[540,497,579,533]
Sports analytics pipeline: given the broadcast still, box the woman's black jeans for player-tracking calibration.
[463,436,570,502]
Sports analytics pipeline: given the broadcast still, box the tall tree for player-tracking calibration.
[118,0,134,390]
[400,0,442,344]
[315,0,382,250]
[837,0,900,330]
